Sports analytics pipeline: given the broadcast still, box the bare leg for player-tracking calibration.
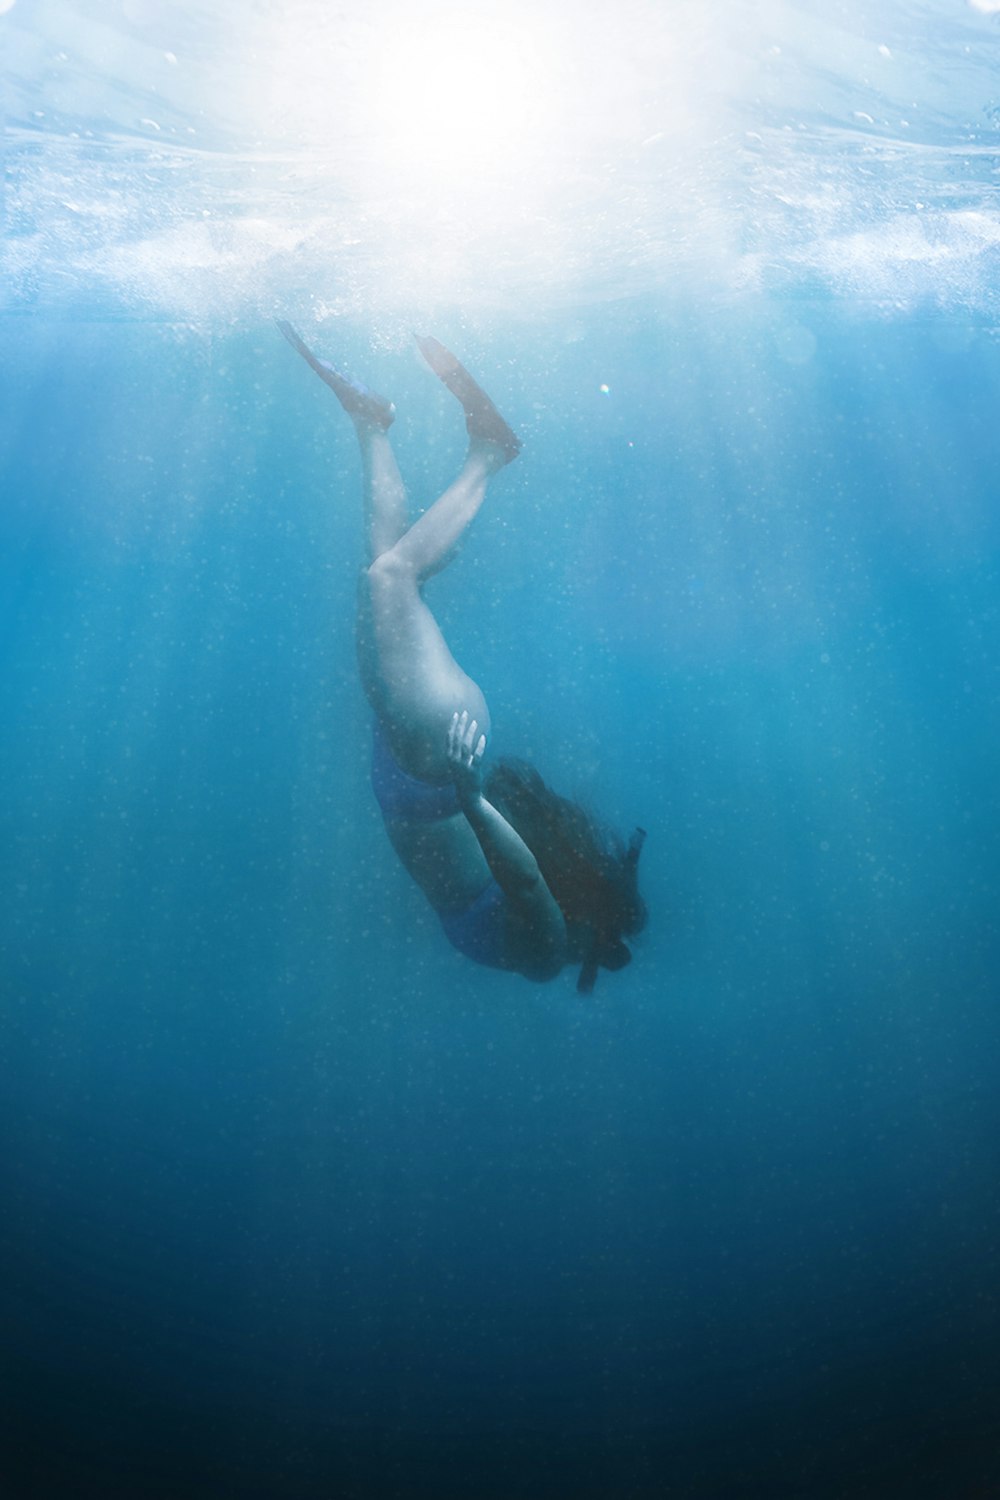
[358,337,516,572]
[279,323,516,779]
[381,438,505,581]
[365,336,518,578]
[358,436,507,777]
[277,322,409,562]
[359,428,409,563]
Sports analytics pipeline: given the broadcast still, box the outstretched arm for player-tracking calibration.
[448,712,568,981]
[446,712,550,902]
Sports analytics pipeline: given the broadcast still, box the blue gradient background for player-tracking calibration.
[2,297,999,1498]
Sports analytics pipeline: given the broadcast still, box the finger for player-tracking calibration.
[451,710,469,754]
[474,734,486,763]
[463,717,478,757]
[447,711,459,756]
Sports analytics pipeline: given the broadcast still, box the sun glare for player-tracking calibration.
[244,0,711,308]
[371,9,549,180]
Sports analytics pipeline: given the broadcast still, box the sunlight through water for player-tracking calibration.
[3,0,1000,322]
[368,8,554,181]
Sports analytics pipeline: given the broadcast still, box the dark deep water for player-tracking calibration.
[1,300,998,1499]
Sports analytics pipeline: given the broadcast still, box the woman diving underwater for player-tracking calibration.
[277,323,647,993]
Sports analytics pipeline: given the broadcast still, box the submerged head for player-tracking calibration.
[484,758,648,993]
[572,824,647,994]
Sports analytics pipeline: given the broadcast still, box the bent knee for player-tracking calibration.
[367,546,414,585]
[365,547,420,601]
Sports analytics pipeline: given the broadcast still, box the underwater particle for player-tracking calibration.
[599,383,610,395]
[774,324,817,365]
[0,0,16,14]
[931,322,974,354]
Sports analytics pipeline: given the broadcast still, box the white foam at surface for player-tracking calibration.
[4,0,1000,323]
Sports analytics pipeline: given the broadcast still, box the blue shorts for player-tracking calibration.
[370,721,510,969]
[370,720,460,822]
[438,879,510,969]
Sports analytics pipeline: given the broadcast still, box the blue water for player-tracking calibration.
[3,4,1000,1498]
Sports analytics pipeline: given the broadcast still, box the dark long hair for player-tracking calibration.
[484,758,647,993]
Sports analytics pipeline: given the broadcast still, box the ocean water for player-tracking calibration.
[2,3,1000,1498]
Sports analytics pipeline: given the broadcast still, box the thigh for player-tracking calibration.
[357,556,491,781]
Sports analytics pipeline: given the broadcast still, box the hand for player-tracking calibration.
[447,710,486,808]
